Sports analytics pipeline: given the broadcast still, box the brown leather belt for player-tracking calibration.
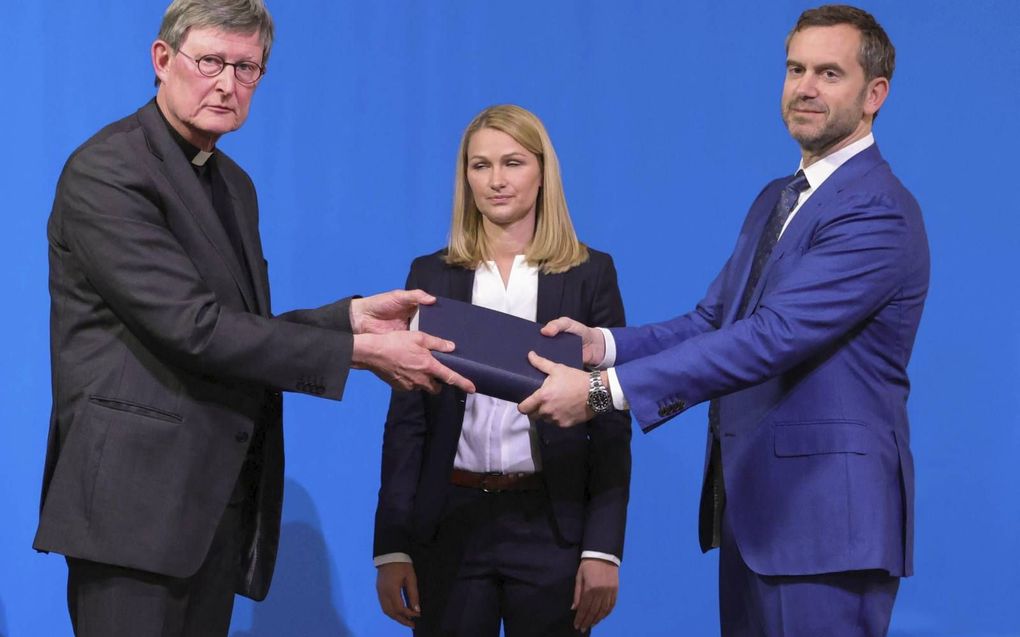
[450,469,544,493]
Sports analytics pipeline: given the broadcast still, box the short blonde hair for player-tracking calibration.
[445,104,588,274]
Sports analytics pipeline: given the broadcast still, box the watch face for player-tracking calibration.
[588,390,611,413]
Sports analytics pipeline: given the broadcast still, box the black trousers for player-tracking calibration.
[66,502,242,637]
[412,486,584,637]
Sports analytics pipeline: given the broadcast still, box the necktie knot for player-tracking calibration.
[778,171,809,211]
[787,170,809,193]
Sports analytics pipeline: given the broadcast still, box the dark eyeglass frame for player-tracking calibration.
[177,50,265,85]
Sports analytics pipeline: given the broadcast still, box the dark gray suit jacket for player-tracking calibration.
[35,100,353,600]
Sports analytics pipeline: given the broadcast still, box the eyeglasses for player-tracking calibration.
[177,50,265,85]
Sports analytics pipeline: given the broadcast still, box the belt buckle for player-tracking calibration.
[481,472,503,493]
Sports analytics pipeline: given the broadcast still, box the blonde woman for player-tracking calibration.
[372,105,631,636]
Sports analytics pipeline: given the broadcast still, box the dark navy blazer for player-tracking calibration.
[374,249,632,559]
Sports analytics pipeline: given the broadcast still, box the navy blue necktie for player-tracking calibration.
[735,171,809,318]
[708,171,809,438]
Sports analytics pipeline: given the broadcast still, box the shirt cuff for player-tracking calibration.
[595,328,617,368]
[373,552,413,567]
[581,550,621,567]
[606,367,630,411]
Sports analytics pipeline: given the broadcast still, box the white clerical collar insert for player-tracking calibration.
[192,150,213,167]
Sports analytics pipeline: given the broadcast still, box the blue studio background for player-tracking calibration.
[2,1,1018,635]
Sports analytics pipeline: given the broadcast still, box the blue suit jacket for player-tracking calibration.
[374,249,632,560]
[613,145,928,577]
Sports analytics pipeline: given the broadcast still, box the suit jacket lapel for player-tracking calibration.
[771,144,886,264]
[537,269,565,324]
[445,262,474,302]
[437,262,473,434]
[138,101,258,313]
[722,185,783,326]
[740,145,887,319]
[217,172,269,315]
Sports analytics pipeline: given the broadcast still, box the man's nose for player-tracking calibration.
[215,67,236,94]
[795,73,820,98]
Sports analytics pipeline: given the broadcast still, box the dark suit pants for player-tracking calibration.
[66,502,242,637]
[719,505,899,637]
[412,486,583,637]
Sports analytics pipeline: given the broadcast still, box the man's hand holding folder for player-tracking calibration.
[350,290,476,394]
[519,316,614,428]
[519,351,604,427]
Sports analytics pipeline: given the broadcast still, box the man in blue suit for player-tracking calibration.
[520,5,929,635]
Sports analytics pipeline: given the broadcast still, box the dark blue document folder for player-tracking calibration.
[417,296,583,403]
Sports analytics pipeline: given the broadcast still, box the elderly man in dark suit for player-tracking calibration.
[33,1,472,635]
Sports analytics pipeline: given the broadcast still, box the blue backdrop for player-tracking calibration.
[2,1,1017,635]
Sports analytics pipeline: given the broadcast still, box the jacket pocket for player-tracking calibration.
[773,420,870,457]
[89,395,183,423]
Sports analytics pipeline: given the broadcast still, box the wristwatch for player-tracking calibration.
[586,370,612,414]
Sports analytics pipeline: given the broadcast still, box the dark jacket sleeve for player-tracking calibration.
[579,252,632,559]
[54,139,353,399]
[373,260,429,556]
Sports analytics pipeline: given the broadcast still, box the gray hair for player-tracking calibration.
[158,0,274,64]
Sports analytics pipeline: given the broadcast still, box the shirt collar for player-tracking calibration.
[155,101,215,167]
[798,132,874,192]
[481,254,534,271]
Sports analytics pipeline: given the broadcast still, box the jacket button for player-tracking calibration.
[236,431,250,443]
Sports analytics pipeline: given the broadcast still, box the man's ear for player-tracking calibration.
[152,40,173,84]
[863,76,889,118]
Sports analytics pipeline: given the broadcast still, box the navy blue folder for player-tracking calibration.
[417,296,583,403]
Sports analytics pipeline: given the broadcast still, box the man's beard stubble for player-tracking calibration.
[783,90,866,155]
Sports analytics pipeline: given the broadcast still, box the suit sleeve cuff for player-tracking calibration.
[595,327,617,368]
[581,550,621,566]
[373,552,413,567]
[606,367,630,411]
[338,297,356,333]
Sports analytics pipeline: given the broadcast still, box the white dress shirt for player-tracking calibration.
[376,255,620,567]
[454,256,543,474]
[600,134,876,409]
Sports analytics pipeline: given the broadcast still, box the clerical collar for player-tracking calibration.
[155,101,215,167]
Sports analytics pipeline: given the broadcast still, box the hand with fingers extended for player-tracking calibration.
[350,289,436,335]
[572,558,619,632]
[540,316,605,367]
[353,330,476,394]
[376,562,421,628]
[517,351,594,427]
